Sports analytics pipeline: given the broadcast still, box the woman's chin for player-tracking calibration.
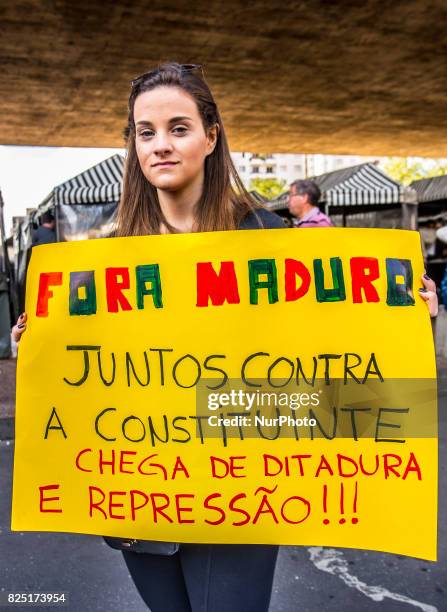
[152,177,183,191]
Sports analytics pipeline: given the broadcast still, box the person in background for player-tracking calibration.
[436,224,447,307]
[288,179,333,227]
[32,211,56,246]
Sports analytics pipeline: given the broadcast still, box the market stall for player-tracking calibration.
[267,162,417,229]
[411,174,447,291]
[12,154,124,315]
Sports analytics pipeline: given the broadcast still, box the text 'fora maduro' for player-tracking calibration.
[34,257,417,316]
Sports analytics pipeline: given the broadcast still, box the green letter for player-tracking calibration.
[136,264,163,309]
[69,271,96,316]
[314,258,346,302]
[248,259,278,305]
[386,258,414,306]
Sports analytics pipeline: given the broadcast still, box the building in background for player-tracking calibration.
[231,152,386,191]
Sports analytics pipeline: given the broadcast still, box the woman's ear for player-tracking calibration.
[205,123,219,156]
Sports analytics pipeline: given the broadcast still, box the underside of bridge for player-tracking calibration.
[3,1,447,156]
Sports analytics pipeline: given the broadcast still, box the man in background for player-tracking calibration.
[32,211,56,246]
[288,179,333,228]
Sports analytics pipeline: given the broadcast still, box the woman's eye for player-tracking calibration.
[139,130,154,139]
[172,126,188,135]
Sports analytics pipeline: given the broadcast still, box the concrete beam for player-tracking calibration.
[3,1,447,155]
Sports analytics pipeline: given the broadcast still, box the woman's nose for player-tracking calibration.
[153,132,173,154]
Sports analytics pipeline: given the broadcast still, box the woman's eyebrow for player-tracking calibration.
[136,116,192,128]
[168,116,192,123]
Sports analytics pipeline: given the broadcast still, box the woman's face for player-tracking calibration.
[133,86,217,193]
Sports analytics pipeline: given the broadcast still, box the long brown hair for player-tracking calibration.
[115,62,262,236]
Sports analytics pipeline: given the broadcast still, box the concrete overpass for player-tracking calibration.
[3,0,447,156]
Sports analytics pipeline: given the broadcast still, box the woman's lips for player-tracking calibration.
[152,162,179,168]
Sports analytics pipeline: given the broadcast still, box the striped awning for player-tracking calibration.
[410,175,447,203]
[266,162,410,212]
[316,163,401,207]
[53,154,124,205]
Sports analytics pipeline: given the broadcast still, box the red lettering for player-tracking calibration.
[99,449,115,474]
[135,454,168,479]
[285,259,311,301]
[204,493,226,525]
[109,491,126,520]
[196,262,240,307]
[252,494,279,524]
[88,485,107,519]
[75,448,92,472]
[119,451,137,474]
[229,456,246,478]
[39,484,62,513]
[402,452,422,480]
[151,493,173,523]
[337,454,358,477]
[106,267,132,312]
[210,456,230,478]
[229,493,250,526]
[350,257,380,303]
[171,456,190,479]
[315,455,334,477]
[175,494,195,523]
[263,454,283,476]
[359,453,380,476]
[36,272,63,317]
[290,455,312,476]
[130,490,149,520]
[383,453,402,478]
[138,454,160,476]
[210,456,246,478]
[280,496,311,524]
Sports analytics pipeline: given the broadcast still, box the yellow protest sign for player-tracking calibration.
[12,228,437,560]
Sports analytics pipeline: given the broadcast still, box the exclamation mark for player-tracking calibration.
[322,482,359,525]
[352,481,359,524]
[322,484,329,525]
[339,482,345,524]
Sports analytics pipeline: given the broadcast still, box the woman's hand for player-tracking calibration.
[12,313,27,343]
[418,274,438,318]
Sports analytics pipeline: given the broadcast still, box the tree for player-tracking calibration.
[249,178,287,200]
[382,157,447,185]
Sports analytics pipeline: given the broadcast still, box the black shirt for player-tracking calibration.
[239,208,286,230]
[32,226,56,246]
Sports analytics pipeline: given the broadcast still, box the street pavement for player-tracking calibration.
[0,360,446,612]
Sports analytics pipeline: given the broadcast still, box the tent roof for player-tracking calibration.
[53,154,125,205]
[311,163,370,193]
[313,162,402,207]
[410,175,447,203]
[266,192,289,212]
[35,154,125,219]
[267,162,410,212]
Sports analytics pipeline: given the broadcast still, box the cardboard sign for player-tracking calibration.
[12,228,437,560]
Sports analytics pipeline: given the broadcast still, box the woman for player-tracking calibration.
[12,63,438,611]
